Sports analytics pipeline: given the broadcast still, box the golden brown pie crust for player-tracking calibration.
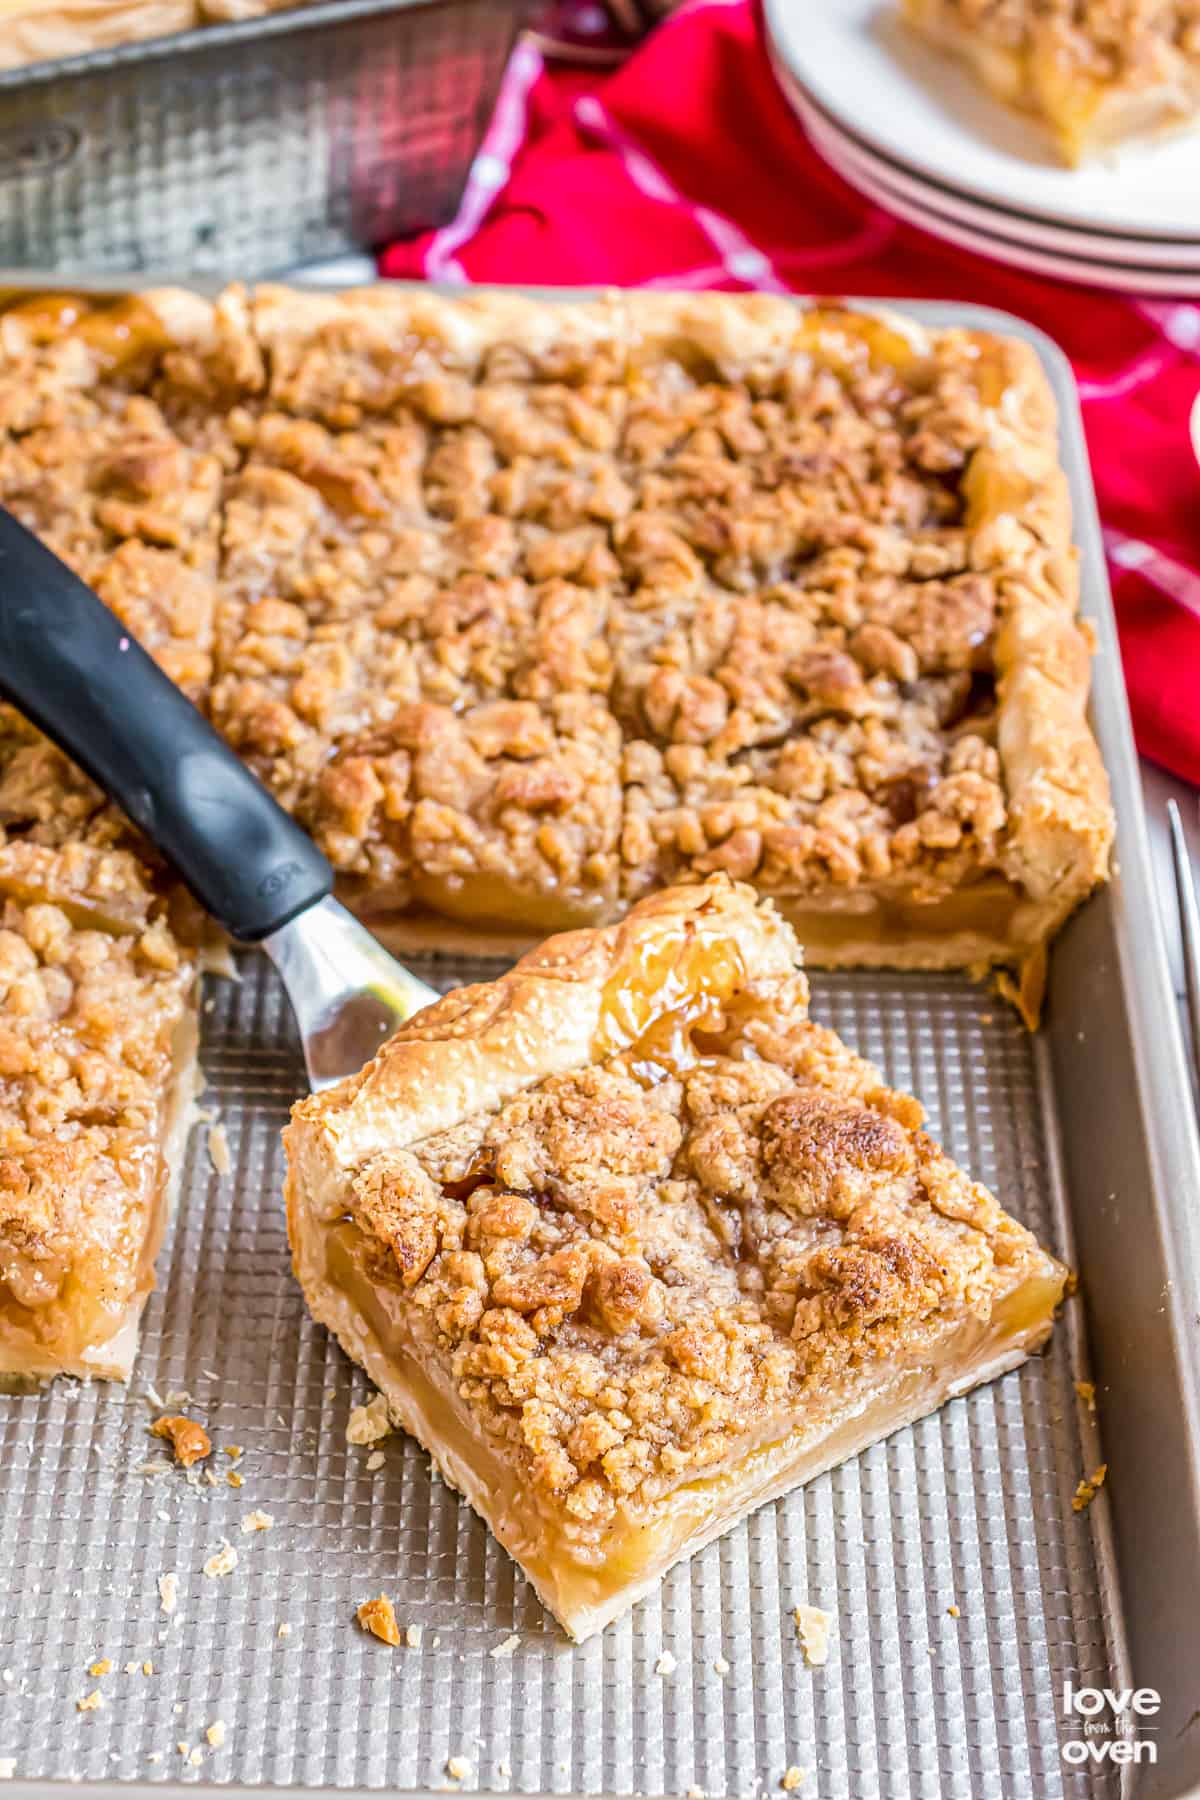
[284,877,1067,1638]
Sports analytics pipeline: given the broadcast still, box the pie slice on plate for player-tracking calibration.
[902,0,1200,164]
[285,876,1066,1639]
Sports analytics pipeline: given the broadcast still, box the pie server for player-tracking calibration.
[0,506,439,1090]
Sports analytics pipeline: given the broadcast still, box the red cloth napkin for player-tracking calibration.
[380,0,1200,785]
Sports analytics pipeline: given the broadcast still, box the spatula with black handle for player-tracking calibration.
[0,506,437,1090]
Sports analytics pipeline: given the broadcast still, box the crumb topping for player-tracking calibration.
[206,310,1028,925]
[333,929,1050,1548]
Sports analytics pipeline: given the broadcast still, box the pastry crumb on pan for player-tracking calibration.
[285,876,1068,1639]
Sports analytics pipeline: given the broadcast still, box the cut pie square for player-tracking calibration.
[285,876,1066,1639]
[0,715,200,1383]
[0,844,198,1382]
[901,0,1200,164]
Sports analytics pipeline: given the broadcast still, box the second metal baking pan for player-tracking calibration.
[0,0,524,275]
[0,288,1197,1800]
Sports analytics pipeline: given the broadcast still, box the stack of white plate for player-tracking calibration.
[765,0,1200,296]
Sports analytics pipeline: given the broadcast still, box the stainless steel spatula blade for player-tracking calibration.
[264,896,439,1090]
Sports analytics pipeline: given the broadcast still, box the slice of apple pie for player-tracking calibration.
[902,0,1200,163]
[285,876,1066,1639]
[0,718,199,1382]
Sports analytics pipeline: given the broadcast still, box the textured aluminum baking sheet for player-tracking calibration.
[0,0,524,275]
[1,292,1199,1800]
[0,962,1119,1800]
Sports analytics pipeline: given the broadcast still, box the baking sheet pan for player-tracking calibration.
[0,287,1198,1800]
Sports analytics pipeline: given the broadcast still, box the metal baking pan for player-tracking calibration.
[0,284,1198,1800]
[0,1,525,276]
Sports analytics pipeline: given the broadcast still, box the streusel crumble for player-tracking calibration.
[285,878,1066,1637]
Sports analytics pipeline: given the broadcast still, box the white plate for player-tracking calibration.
[765,0,1200,242]
[801,105,1200,294]
[773,56,1200,270]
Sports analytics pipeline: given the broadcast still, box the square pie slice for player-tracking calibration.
[902,0,1200,163]
[285,876,1066,1639]
[0,838,198,1382]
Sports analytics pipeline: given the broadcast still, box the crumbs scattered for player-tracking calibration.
[77,1692,104,1714]
[794,1605,832,1668]
[227,1471,244,1489]
[277,1623,292,1640]
[490,1635,520,1659]
[655,1651,677,1677]
[188,1748,204,1768]
[357,1595,401,1647]
[123,1662,139,1676]
[445,1756,471,1783]
[713,1656,730,1676]
[241,1510,274,1534]
[88,1660,112,1677]
[1064,1270,1080,1297]
[1075,1381,1097,1413]
[207,1122,231,1177]
[157,1573,178,1616]
[143,1663,154,1677]
[947,1605,961,1620]
[346,1393,392,1446]
[1073,1464,1108,1512]
[151,1411,212,1471]
[405,1624,424,1649]
[223,1447,244,1461]
[780,1768,806,1791]
[202,1542,238,1579]
[206,1722,226,1750]
[366,1450,385,1473]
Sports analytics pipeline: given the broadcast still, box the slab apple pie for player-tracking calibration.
[285,878,1067,1639]
[902,0,1200,163]
[0,282,1111,1381]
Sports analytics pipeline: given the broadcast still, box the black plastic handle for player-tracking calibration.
[0,507,332,941]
